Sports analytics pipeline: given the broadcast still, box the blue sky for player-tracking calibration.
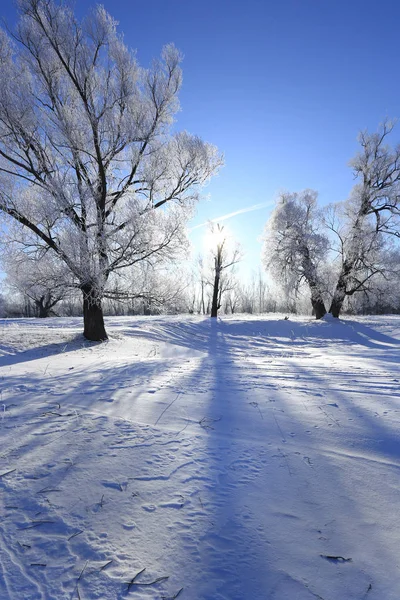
[2,0,400,279]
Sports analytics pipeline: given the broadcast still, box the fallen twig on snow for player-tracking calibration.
[320,554,352,563]
[37,487,61,494]
[68,530,84,541]
[154,393,181,426]
[73,560,88,599]
[0,468,16,478]
[19,520,55,530]
[127,568,169,592]
[127,568,146,592]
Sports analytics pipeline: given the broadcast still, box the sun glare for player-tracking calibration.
[203,223,229,252]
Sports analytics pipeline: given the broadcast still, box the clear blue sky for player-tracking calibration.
[2,0,400,279]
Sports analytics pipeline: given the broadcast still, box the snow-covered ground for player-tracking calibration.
[0,314,399,600]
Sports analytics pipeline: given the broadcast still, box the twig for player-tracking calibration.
[154,393,181,426]
[17,542,31,551]
[249,401,263,419]
[72,560,88,599]
[320,554,352,563]
[19,520,55,530]
[127,568,146,592]
[0,468,16,478]
[364,583,373,597]
[37,487,61,494]
[100,559,113,571]
[68,530,83,541]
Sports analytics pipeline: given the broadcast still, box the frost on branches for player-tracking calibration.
[263,124,400,319]
[0,0,222,340]
[328,122,400,317]
[262,190,329,319]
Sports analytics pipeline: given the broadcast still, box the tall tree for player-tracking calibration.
[263,190,328,319]
[0,0,222,340]
[328,122,400,317]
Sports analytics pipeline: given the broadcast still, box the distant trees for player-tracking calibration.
[263,124,400,318]
[4,252,70,317]
[0,0,222,340]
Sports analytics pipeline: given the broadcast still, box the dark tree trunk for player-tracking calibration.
[34,295,53,318]
[308,282,327,319]
[38,304,51,318]
[211,272,220,318]
[300,248,327,320]
[311,296,327,320]
[329,294,345,318]
[82,285,108,341]
[329,271,349,318]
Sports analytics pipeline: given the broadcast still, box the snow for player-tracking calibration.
[1,314,400,599]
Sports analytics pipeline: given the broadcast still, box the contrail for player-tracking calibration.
[189,200,274,231]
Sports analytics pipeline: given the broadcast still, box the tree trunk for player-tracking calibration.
[309,284,326,319]
[329,289,346,318]
[329,270,350,318]
[211,272,220,318]
[82,285,108,341]
[300,248,326,320]
[38,304,51,318]
[311,296,326,319]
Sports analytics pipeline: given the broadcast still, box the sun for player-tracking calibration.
[203,222,228,252]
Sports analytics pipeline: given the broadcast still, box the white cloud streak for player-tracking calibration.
[189,201,274,231]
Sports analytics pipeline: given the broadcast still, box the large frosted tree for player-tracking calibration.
[0,0,222,340]
[328,123,400,317]
[263,190,329,319]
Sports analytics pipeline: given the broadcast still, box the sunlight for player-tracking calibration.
[203,223,229,252]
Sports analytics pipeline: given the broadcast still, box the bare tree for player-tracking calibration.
[0,0,222,340]
[206,223,241,318]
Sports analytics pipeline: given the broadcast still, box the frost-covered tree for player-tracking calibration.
[0,0,222,340]
[3,249,71,317]
[328,122,400,317]
[263,190,329,319]
[323,201,395,317]
[106,260,189,315]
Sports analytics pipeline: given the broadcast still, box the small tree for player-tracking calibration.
[3,246,72,317]
[206,223,241,318]
[263,190,329,319]
[0,0,222,340]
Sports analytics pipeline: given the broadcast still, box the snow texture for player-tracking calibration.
[0,314,400,599]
